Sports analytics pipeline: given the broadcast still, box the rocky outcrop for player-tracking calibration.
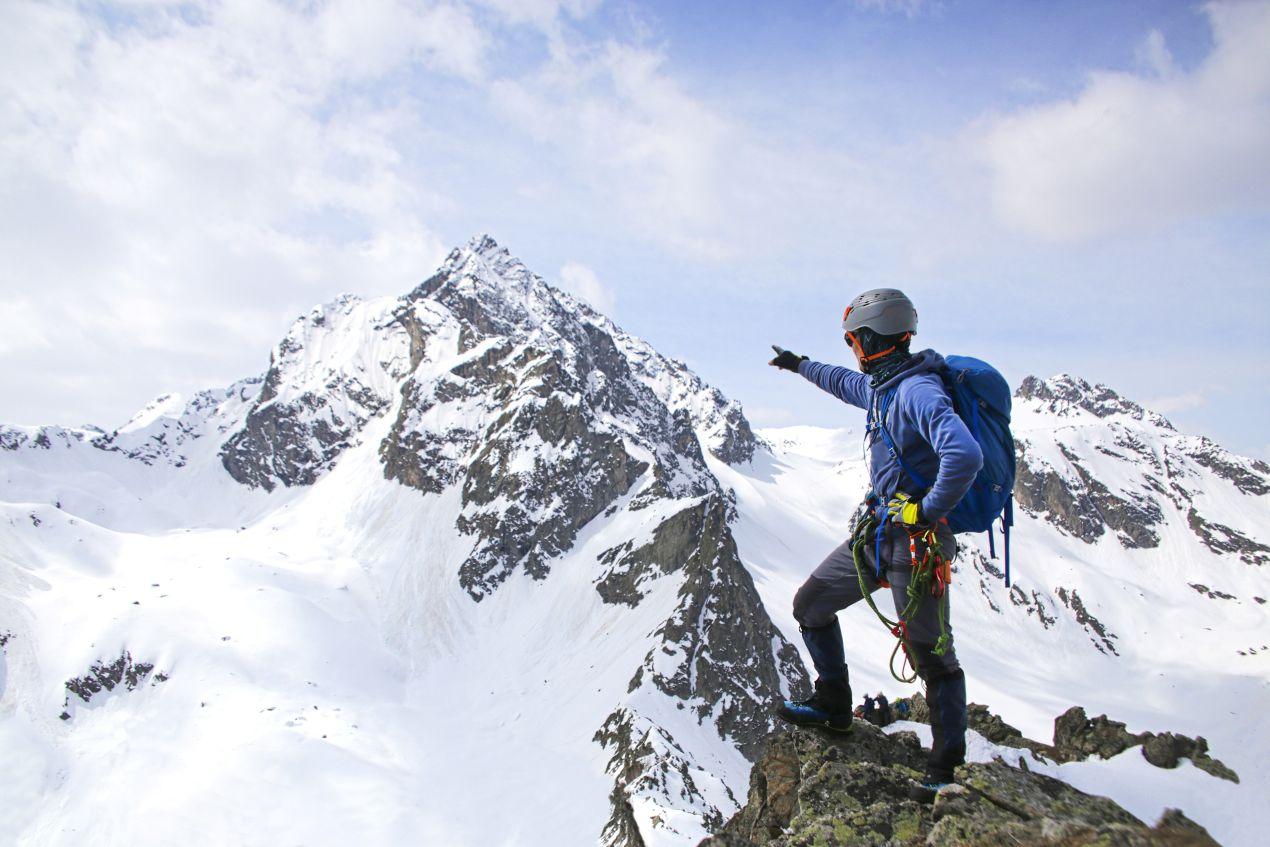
[1188,583,1236,600]
[595,708,734,847]
[1055,587,1120,655]
[221,296,403,491]
[1050,706,1143,762]
[890,700,1239,786]
[1049,707,1237,783]
[626,494,809,760]
[1013,441,1107,543]
[59,651,167,720]
[1140,733,1240,783]
[597,493,810,845]
[1182,437,1270,496]
[700,725,1218,846]
[1016,376,1267,572]
[0,425,101,452]
[1186,507,1270,566]
[455,391,649,597]
[1013,440,1162,549]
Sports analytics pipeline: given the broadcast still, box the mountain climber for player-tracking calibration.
[862,693,877,724]
[768,288,983,803]
[877,693,892,727]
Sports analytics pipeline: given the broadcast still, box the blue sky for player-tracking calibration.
[2,0,1267,458]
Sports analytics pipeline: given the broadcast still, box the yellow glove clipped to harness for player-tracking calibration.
[887,491,925,526]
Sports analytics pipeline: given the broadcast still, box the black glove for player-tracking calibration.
[769,345,807,372]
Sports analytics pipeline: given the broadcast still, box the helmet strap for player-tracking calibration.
[850,331,911,365]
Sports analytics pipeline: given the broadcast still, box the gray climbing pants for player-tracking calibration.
[792,521,961,680]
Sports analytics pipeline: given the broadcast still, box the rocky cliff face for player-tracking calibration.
[1012,375,1269,566]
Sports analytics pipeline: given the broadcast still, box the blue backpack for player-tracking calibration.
[872,355,1016,586]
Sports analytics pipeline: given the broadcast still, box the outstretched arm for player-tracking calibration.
[797,360,872,410]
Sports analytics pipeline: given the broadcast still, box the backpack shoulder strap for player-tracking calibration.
[873,386,932,493]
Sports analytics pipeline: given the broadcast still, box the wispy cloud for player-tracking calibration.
[558,261,616,315]
[0,0,483,423]
[1146,391,1207,414]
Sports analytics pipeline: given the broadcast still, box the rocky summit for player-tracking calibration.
[700,725,1220,847]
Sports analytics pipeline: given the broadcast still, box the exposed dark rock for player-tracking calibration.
[380,372,482,494]
[61,651,167,720]
[628,494,810,761]
[1140,733,1239,783]
[221,390,366,490]
[1016,375,1175,430]
[1013,440,1106,543]
[1186,507,1270,566]
[600,782,647,847]
[700,724,1218,846]
[1057,444,1162,549]
[892,698,1238,787]
[220,299,396,490]
[1055,588,1120,655]
[1188,583,1236,601]
[930,763,1218,846]
[596,496,724,606]
[455,386,649,600]
[1,425,97,453]
[966,703,1041,753]
[1051,706,1142,762]
[1183,438,1270,496]
[597,494,809,844]
[377,238,742,601]
[595,707,733,847]
[1008,585,1057,628]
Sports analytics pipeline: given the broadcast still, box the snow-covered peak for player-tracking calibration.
[401,235,756,464]
[117,392,187,434]
[1016,373,1175,431]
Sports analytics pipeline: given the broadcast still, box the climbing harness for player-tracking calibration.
[851,512,953,684]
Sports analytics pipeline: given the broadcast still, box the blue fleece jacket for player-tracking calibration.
[797,349,983,521]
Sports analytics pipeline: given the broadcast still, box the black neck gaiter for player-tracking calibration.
[854,326,913,387]
[867,349,913,387]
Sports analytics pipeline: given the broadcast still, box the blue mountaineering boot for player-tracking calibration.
[778,617,852,732]
[907,771,951,803]
[778,676,853,733]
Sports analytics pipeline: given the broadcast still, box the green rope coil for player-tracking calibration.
[850,514,952,684]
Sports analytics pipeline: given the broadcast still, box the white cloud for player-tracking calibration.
[851,0,939,17]
[1146,391,1206,414]
[744,406,795,426]
[1134,29,1174,77]
[977,0,1270,240]
[558,261,616,316]
[0,0,478,425]
[490,39,734,257]
[476,0,600,31]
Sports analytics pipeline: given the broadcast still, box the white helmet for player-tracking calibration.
[841,289,917,336]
